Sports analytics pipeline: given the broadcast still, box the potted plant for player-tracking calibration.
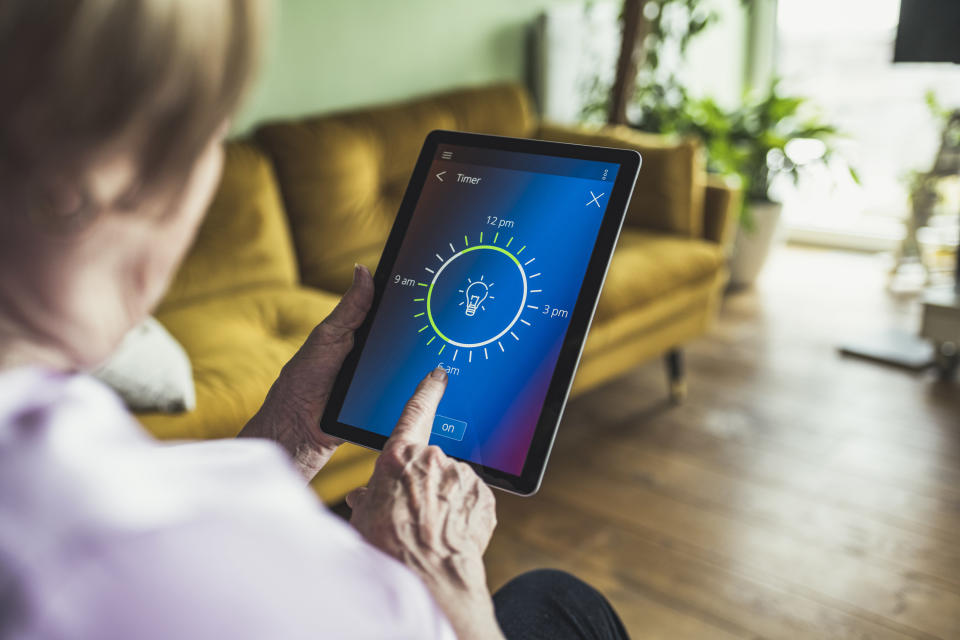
[614,78,855,285]
[583,3,855,286]
[703,81,858,286]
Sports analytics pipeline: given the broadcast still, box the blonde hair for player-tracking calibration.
[0,0,267,223]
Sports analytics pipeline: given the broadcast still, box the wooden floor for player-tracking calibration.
[484,247,960,639]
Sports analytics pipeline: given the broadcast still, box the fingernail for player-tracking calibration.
[430,367,448,382]
[353,264,361,284]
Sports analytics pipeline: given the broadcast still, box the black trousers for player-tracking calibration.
[492,569,630,640]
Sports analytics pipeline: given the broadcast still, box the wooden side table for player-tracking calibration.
[921,286,960,380]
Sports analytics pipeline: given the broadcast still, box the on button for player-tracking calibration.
[432,415,467,442]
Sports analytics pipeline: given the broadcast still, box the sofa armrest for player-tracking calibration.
[537,122,706,238]
[703,174,742,250]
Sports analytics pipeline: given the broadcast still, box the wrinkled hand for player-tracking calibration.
[346,368,502,640]
[239,264,374,479]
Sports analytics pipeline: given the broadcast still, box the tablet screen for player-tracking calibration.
[337,142,620,476]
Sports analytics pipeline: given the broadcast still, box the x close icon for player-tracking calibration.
[586,191,606,208]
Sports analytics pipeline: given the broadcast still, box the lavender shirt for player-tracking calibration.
[0,368,455,639]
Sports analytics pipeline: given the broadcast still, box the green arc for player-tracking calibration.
[426,244,527,349]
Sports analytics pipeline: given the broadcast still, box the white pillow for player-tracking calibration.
[93,316,196,413]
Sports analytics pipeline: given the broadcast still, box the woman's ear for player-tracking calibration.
[27,180,99,235]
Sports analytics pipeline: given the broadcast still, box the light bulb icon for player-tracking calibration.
[460,276,494,317]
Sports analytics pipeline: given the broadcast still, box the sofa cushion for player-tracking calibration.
[575,277,721,394]
[595,230,725,322]
[427,83,537,139]
[140,285,339,440]
[255,84,536,293]
[158,142,298,312]
[537,123,706,238]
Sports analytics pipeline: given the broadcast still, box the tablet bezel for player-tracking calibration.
[319,130,640,495]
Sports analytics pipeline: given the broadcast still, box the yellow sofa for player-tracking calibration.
[138,83,738,503]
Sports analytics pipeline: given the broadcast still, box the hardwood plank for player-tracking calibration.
[486,530,749,640]
[827,436,960,497]
[606,362,960,502]
[483,247,960,640]
[494,494,926,640]
[679,365,960,494]
[567,436,960,591]
[538,464,960,639]
[556,410,960,543]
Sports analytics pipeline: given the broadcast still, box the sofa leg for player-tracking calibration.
[665,348,687,403]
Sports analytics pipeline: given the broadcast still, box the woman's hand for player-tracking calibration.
[238,264,374,480]
[346,369,504,640]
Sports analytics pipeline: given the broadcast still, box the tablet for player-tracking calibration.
[320,130,640,495]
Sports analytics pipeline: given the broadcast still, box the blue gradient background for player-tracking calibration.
[339,147,618,475]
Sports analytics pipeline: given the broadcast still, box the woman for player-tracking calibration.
[0,2,628,639]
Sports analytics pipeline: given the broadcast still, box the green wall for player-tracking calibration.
[234,0,749,132]
[234,0,572,132]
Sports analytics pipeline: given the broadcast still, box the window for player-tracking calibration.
[776,0,960,248]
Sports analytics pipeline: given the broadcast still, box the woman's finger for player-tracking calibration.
[345,486,368,509]
[310,264,374,343]
[386,368,448,447]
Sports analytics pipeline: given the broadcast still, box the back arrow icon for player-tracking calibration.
[436,171,446,182]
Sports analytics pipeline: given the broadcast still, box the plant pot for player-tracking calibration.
[729,200,784,287]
